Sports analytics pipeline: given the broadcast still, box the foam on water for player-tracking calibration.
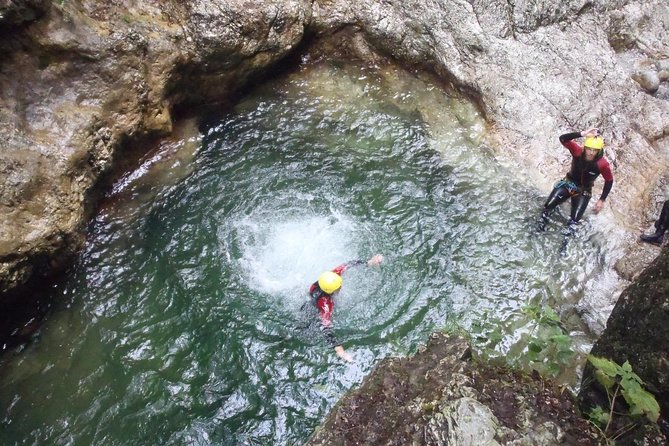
[223,212,358,301]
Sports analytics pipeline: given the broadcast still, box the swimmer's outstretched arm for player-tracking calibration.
[323,325,353,362]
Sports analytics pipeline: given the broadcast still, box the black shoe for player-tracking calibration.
[640,232,665,246]
[562,220,578,236]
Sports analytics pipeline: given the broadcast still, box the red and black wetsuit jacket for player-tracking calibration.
[559,132,614,200]
[308,260,365,347]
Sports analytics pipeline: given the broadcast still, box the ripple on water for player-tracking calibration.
[0,62,625,445]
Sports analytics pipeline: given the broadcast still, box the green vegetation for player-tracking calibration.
[470,307,662,443]
[471,304,575,378]
[586,355,660,444]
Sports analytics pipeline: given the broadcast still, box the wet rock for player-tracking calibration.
[633,70,661,94]
[438,398,501,445]
[307,333,601,445]
[581,244,669,445]
[0,0,48,29]
[0,0,310,298]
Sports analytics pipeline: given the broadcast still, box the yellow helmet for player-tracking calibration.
[318,271,342,294]
[583,135,604,150]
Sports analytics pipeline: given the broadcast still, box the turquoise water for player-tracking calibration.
[0,63,617,445]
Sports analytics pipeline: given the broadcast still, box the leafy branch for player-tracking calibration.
[586,355,660,443]
[471,305,575,378]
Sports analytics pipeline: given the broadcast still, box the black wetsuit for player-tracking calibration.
[542,132,614,224]
[653,201,669,231]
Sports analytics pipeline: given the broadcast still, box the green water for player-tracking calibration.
[0,63,619,445]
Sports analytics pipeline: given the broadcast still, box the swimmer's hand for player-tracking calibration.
[334,345,353,362]
[581,127,599,137]
[367,254,384,266]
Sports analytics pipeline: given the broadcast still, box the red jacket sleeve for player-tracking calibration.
[596,158,614,201]
[331,259,365,276]
[331,263,348,276]
[561,139,582,157]
[559,131,583,157]
[596,158,613,182]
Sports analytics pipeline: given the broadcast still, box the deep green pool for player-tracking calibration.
[0,62,619,445]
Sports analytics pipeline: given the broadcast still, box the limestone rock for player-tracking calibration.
[307,333,601,445]
[633,70,661,94]
[0,0,311,297]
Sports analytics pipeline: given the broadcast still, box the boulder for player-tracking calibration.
[581,244,669,427]
[307,333,601,445]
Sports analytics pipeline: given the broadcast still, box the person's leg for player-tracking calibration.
[641,200,669,245]
[569,193,591,224]
[656,200,669,229]
[538,187,571,230]
[544,187,571,211]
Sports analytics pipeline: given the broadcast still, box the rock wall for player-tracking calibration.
[580,242,669,432]
[2,0,668,321]
[0,0,311,298]
[307,333,602,445]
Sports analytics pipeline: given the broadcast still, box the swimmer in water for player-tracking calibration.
[308,254,384,362]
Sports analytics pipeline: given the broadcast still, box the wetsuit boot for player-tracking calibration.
[641,200,669,246]
[565,219,579,235]
[640,226,665,246]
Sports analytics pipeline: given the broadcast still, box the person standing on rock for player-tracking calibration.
[539,128,614,231]
[308,254,384,362]
[640,200,669,246]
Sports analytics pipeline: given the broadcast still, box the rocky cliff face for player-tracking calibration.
[0,0,310,298]
[1,0,669,441]
[580,243,669,439]
[307,333,602,445]
[2,0,668,327]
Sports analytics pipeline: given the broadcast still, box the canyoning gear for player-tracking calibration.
[583,135,604,150]
[640,230,665,246]
[309,259,369,348]
[318,271,342,294]
[553,179,580,196]
[640,200,669,246]
[541,131,614,226]
[544,187,592,223]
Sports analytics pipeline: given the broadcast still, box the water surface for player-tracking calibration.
[0,62,620,445]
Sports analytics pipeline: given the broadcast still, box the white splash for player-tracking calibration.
[223,212,359,303]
